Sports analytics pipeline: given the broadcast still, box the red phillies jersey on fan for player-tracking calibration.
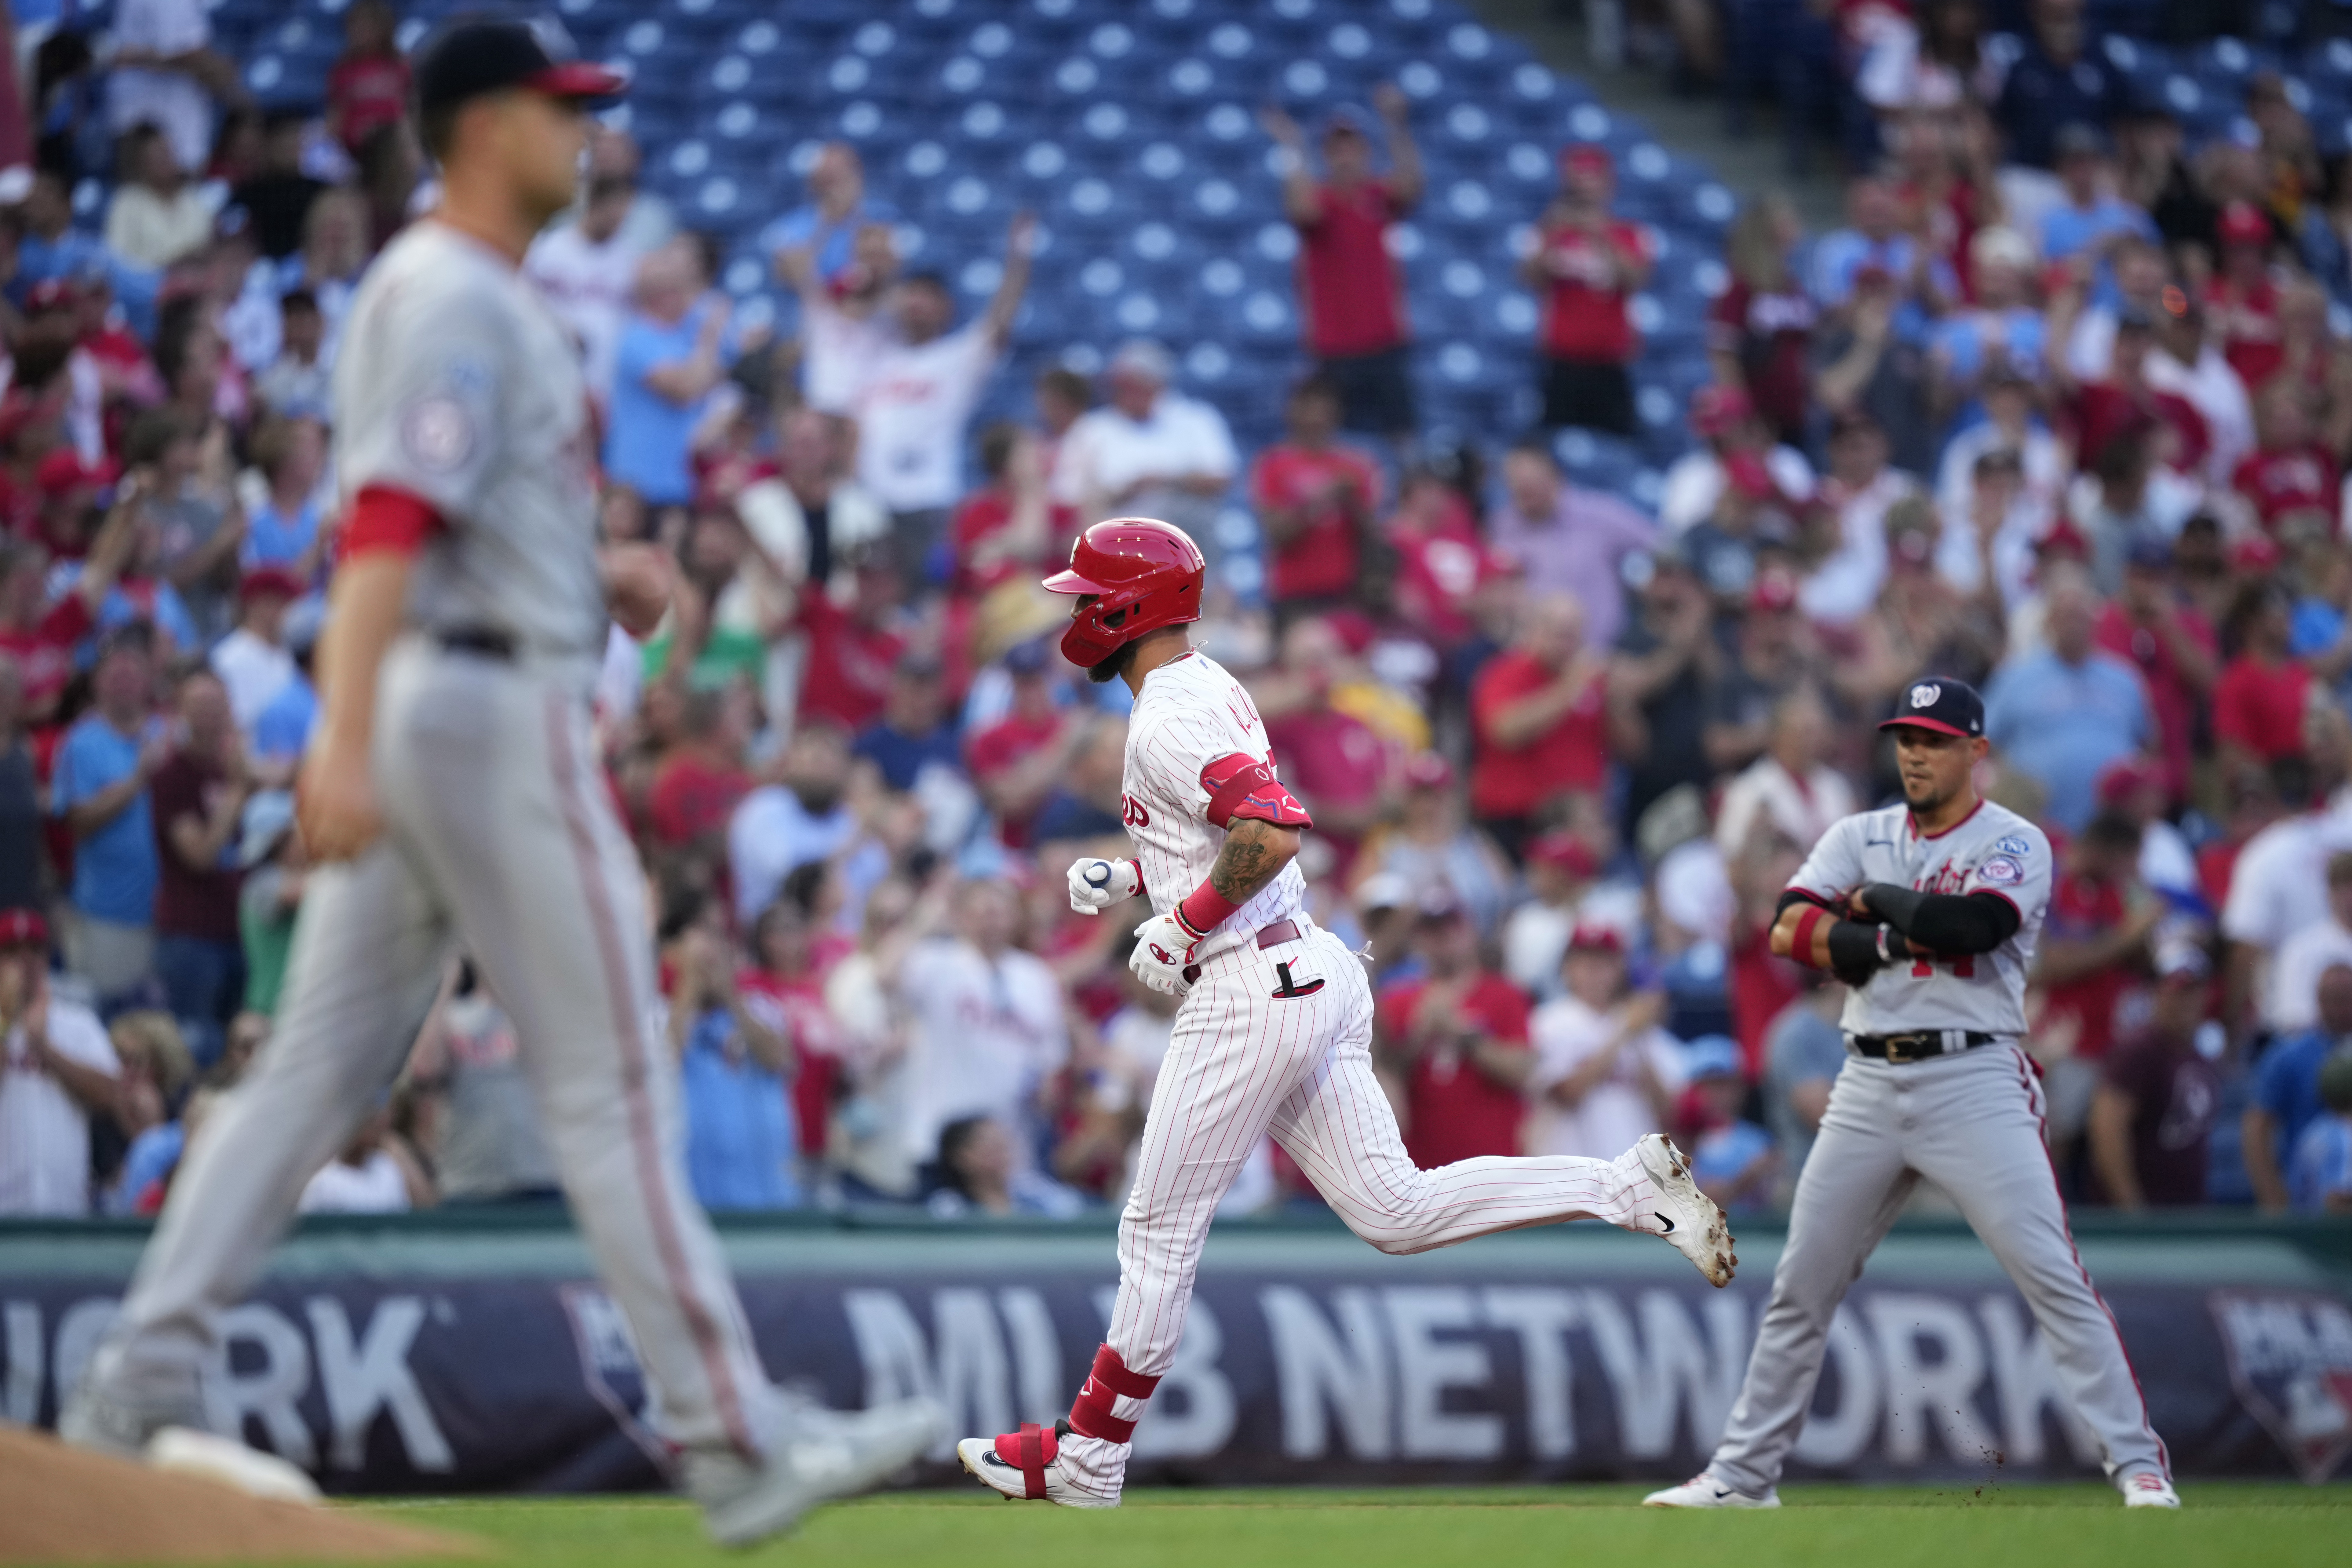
[1121,651,1307,966]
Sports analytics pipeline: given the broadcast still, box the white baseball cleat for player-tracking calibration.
[1635,1133,1738,1287]
[1643,1472,1782,1508]
[2121,1471,2181,1508]
[686,1395,944,1548]
[958,1421,1119,1508]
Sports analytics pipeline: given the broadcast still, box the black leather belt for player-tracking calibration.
[1181,917,1306,983]
[434,627,516,660]
[1848,1030,2000,1063]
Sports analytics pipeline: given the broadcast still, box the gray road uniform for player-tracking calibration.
[1704,798,2170,1493]
[80,223,781,1459]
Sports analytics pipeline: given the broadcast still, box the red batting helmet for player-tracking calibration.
[1040,517,1205,668]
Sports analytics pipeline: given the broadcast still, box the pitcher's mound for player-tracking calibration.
[0,1426,468,1564]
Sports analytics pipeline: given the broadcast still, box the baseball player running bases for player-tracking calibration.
[957,517,1737,1507]
[1644,678,2178,1510]
[60,20,938,1545]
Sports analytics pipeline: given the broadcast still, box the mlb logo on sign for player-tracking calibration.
[2211,1290,2352,1482]
[1909,683,1941,709]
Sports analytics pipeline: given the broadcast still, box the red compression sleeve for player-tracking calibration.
[340,485,444,560]
[1173,879,1240,942]
[1791,905,1828,969]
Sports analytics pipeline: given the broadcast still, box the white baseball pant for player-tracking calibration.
[1057,919,1671,1499]
[81,641,779,1458]
[1705,1043,2167,1494]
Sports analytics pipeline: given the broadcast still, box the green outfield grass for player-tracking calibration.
[335,1483,2350,1568]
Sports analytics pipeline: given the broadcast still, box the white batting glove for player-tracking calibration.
[1067,856,1143,916]
[1129,913,1196,998]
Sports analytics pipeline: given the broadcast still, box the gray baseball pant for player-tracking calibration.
[1707,1042,2167,1494]
[82,641,778,1457]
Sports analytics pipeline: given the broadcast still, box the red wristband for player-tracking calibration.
[1175,880,1240,942]
[1792,905,1827,968]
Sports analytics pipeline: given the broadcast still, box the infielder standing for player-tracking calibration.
[957,517,1737,1506]
[1645,678,2177,1510]
[63,20,937,1544]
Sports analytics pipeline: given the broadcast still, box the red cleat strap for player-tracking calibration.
[1067,1344,1160,1444]
[992,1421,1059,1499]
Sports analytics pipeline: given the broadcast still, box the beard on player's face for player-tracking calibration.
[1087,645,1131,684]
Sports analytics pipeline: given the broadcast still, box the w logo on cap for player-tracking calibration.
[1909,682,1942,709]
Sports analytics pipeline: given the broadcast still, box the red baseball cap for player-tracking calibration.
[35,449,118,497]
[2035,519,2091,560]
[23,279,79,316]
[1749,566,1800,613]
[239,565,308,602]
[2230,533,2283,575]
[0,391,45,447]
[1402,751,1454,790]
[1567,922,1624,955]
[2218,201,2271,247]
[2097,757,2164,807]
[1724,450,1776,502]
[0,908,49,948]
[1561,143,1612,177]
[1690,384,1753,440]
[1527,832,1599,880]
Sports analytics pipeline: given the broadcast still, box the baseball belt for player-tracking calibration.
[1180,917,1305,984]
[1846,1029,2000,1064]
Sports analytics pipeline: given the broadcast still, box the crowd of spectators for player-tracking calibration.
[5,2,2352,1228]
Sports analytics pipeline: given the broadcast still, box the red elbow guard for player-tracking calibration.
[340,485,444,560]
[1199,751,1313,830]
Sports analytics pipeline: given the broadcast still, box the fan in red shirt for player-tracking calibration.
[1262,616,1394,871]
[950,423,1074,602]
[326,1,413,154]
[1470,590,1609,854]
[2204,201,2285,391]
[792,552,906,734]
[646,685,754,860]
[2231,377,2339,535]
[1249,377,1383,615]
[2037,811,2161,1074]
[2213,582,2311,770]
[1707,199,1818,447]
[966,639,1077,848]
[1524,144,1655,436]
[1374,890,1534,1168]
[1265,88,1425,444]
[0,389,64,538]
[2092,535,2215,804]
[0,519,128,727]
[1388,465,1508,650]
[2062,309,2208,476]
[739,897,850,1174]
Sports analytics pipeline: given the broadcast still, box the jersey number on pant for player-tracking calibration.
[1271,961,1325,999]
[1911,955,1975,979]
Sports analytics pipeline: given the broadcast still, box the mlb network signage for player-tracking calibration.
[6,1255,2350,1490]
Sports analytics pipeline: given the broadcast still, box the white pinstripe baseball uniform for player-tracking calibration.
[1052,650,1689,1501]
[1698,798,2169,1497]
[75,221,782,1461]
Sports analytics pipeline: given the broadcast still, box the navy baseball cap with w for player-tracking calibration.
[414,17,627,117]
[1879,676,1984,739]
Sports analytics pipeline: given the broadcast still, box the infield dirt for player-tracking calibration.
[0,1426,467,1564]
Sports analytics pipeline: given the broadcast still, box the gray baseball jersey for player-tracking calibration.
[334,222,606,663]
[79,223,786,1467]
[1787,799,2052,1037]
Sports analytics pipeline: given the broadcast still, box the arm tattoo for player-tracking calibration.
[1209,818,1290,904]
